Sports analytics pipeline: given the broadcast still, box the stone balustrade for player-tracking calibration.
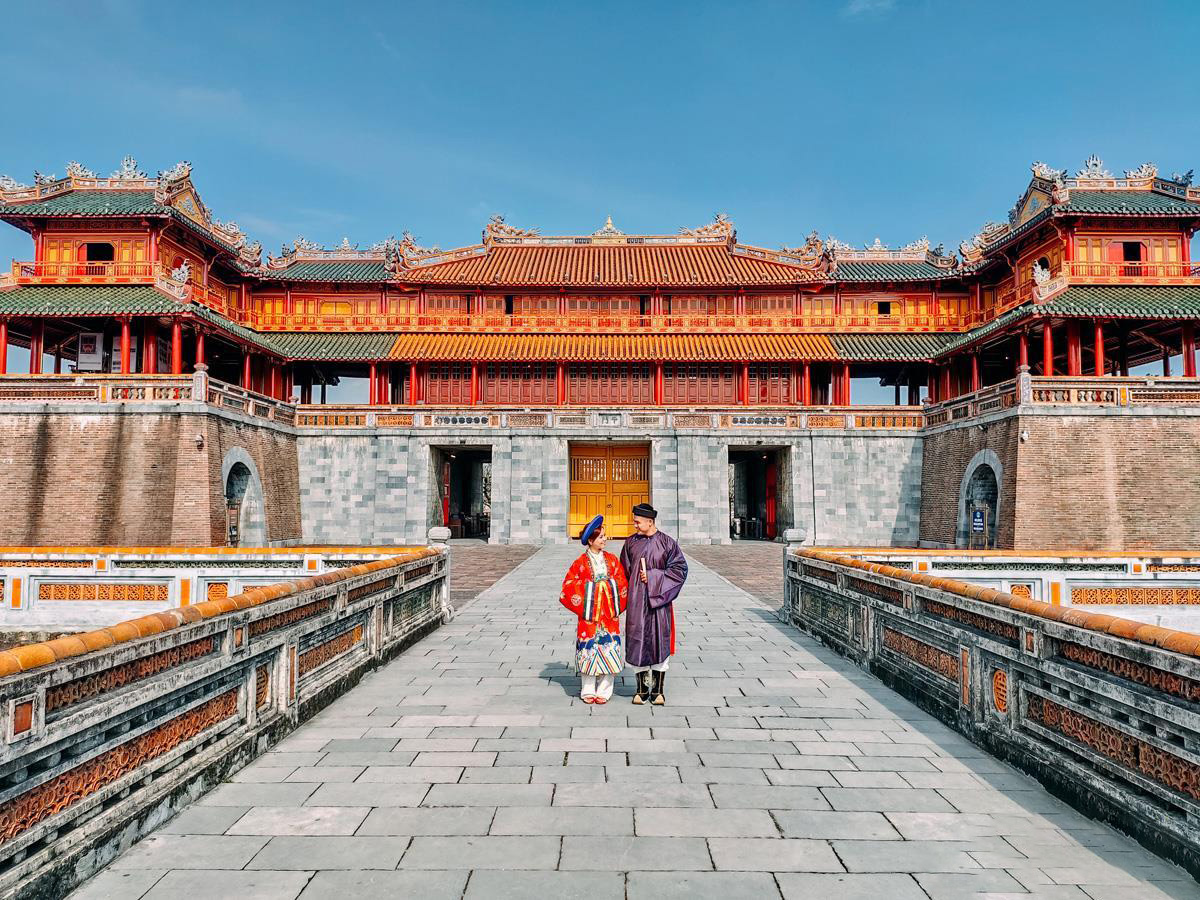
[0,545,449,897]
[784,547,1200,878]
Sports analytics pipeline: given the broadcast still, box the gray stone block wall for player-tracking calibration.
[297,427,922,547]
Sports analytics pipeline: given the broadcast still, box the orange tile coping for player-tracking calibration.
[0,546,419,556]
[0,548,440,678]
[817,547,1200,559]
[800,549,1200,660]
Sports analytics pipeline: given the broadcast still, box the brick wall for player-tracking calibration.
[0,409,301,547]
[920,418,1020,548]
[921,410,1200,552]
[1013,413,1200,551]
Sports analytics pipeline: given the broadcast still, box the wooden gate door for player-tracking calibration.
[568,444,650,539]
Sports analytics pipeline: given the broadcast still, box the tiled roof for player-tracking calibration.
[396,244,823,288]
[933,286,1200,357]
[269,332,400,360]
[0,191,164,217]
[385,333,840,362]
[189,305,280,355]
[831,333,955,361]
[833,261,964,283]
[0,285,181,316]
[1060,191,1200,216]
[257,261,391,283]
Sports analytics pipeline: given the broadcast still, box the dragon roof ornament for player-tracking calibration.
[679,213,735,242]
[484,214,540,243]
[1075,154,1113,179]
[777,231,825,267]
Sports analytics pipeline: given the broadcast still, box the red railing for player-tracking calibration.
[9,260,158,283]
[1064,260,1200,281]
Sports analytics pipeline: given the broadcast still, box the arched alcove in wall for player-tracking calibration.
[957,449,1002,549]
[221,448,267,546]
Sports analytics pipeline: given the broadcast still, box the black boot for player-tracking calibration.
[651,670,666,706]
[632,671,650,705]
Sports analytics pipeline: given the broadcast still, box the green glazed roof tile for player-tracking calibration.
[1060,191,1200,216]
[0,191,164,217]
[833,261,964,283]
[831,332,955,361]
[268,332,399,360]
[0,285,180,316]
[258,261,390,283]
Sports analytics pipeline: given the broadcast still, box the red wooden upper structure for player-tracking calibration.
[1,155,1198,406]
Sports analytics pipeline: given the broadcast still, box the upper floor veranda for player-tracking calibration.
[1,155,1199,339]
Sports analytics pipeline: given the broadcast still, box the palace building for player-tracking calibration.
[1,155,1199,549]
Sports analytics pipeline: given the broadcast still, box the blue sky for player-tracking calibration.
[3,0,1198,261]
[1,0,1197,393]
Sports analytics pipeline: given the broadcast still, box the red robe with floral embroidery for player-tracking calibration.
[559,551,629,675]
[558,550,628,641]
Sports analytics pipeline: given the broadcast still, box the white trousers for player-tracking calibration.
[581,673,615,700]
[633,659,670,673]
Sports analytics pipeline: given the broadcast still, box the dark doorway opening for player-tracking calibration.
[961,464,999,549]
[434,447,492,539]
[729,448,786,541]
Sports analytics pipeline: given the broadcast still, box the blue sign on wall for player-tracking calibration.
[972,509,985,533]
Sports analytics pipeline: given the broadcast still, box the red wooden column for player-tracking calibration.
[1066,321,1082,376]
[285,368,294,402]
[1163,350,1172,376]
[1093,321,1105,376]
[171,320,183,374]
[242,351,252,390]
[841,363,852,405]
[368,362,378,405]
[120,319,132,375]
[926,366,936,403]
[907,379,920,405]
[0,319,7,375]
[1017,332,1029,372]
[970,353,981,392]
[739,363,750,405]
[410,362,421,404]
[29,320,43,374]
[801,362,812,406]
[556,363,567,405]
[194,330,206,369]
[300,377,313,405]
[940,363,952,400]
[653,362,663,405]
[145,321,159,374]
[1183,323,1197,377]
[1042,322,1054,376]
[470,363,480,406]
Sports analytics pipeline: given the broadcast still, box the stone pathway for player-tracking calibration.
[684,542,785,608]
[70,547,1200,900]
[444,540,538,606]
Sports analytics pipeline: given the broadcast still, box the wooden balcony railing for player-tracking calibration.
[1064,260,1200,282]
[8,259,158,284]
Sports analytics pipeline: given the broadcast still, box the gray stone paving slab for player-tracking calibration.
[464,870,626,900]
[70,545,1199,898]
[776,873,929,900]
[708,837,843,871]
[246,836,409,870]
[141,870,312,900]
[626,871,782,899]
[298,870,468,899]
[560,836,712,870]
[402,834,561,869]
[111,835,269,870]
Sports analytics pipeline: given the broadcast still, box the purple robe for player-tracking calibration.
[620,530,688,667]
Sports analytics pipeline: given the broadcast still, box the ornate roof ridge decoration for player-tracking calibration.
[679,213,735,243]
[775,232,826,269]
[484,214,540,244]
[830,235,957,269]
[592,216,625,240]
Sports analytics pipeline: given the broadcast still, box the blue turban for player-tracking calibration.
[580,514,604,546]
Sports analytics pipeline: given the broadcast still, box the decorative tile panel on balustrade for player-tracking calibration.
[0,546,448,899]
[784,548,1200,878]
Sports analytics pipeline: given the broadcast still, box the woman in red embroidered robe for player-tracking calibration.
[559,514,629,704]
